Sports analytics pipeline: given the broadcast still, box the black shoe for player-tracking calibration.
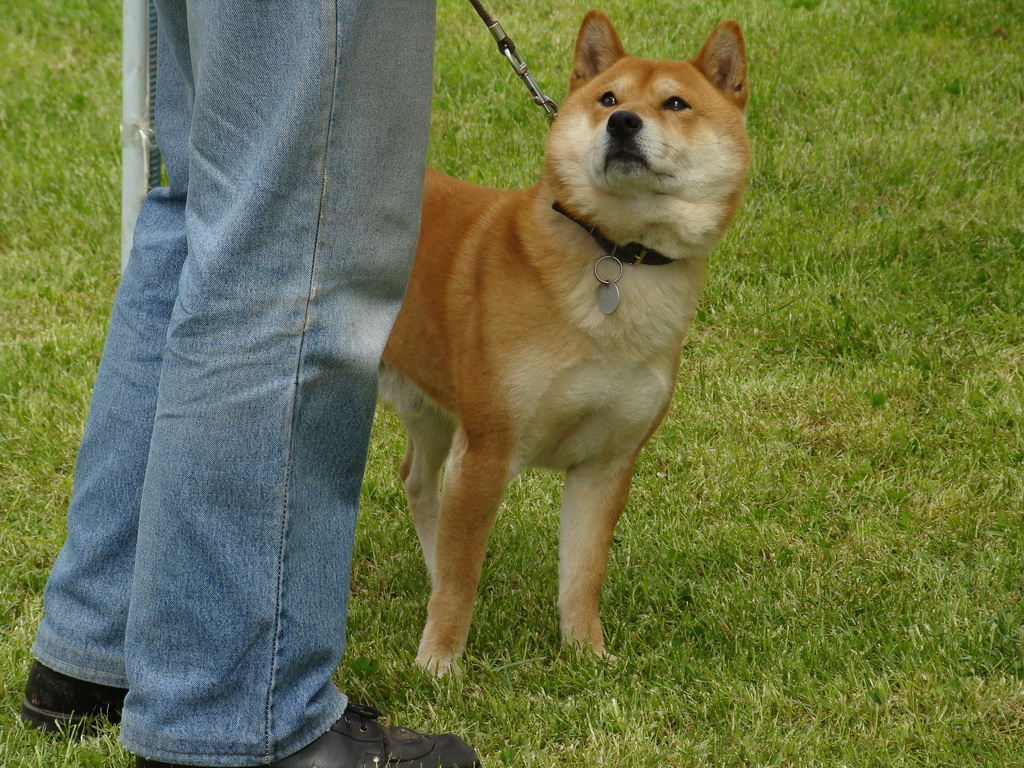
[136,703,481,767]
[21,660,128,734]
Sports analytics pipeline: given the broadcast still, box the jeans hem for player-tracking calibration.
[31,637,129,689]
[119,691,347,766]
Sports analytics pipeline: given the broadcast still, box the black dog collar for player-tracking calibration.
[551,202,675,266]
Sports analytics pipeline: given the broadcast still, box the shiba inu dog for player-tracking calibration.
[379,10,750,674]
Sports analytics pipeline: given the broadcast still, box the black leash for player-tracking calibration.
[467,0,559,121]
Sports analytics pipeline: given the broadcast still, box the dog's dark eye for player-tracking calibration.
[599,92,617,107]
[664,96,691,111]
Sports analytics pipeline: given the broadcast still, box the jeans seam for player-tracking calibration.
[264,0,341,757]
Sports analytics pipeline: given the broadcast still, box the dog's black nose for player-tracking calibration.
[606,110,643,140]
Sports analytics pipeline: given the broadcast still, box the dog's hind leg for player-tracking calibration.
[379,363,456,578]
[416,426,511,675]
[557,456,636,658]
[396,403,455,579]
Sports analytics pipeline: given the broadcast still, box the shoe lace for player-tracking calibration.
[342,702,382,734]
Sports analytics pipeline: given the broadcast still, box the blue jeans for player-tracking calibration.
[31,0,435,763]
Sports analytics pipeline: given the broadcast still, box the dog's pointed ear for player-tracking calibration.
[570,11,627,92]
[694,21,748,111]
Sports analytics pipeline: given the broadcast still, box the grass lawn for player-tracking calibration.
[2,0,1023,765]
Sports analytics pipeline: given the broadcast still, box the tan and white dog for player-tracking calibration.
[380,10,750,674]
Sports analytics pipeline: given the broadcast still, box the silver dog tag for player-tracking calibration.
[597,281,620,314]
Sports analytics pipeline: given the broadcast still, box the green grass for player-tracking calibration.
[2,0,1023,765]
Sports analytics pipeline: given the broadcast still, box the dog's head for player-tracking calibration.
[545,11,750,261]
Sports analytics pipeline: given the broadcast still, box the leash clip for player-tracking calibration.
[471,0,559,122]
[500,45,559,121]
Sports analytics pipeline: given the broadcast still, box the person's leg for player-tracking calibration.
[118,0,436,764]
[28,22,192,696]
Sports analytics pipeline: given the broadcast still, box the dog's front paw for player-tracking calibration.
[560,611,611,657]
[561,636,618,665]
[415,650,461,677]
[417,609,469,677]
